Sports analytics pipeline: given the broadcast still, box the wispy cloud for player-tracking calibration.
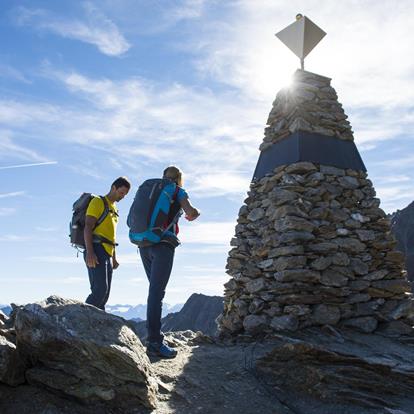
[0,161,57,170]
[0,135,52,164]
[0,233,27,240]
[14,3,130,56]
[187,1,414,148]
[0,191,25,198]
[0,209,16,217]
[0,64,30,84]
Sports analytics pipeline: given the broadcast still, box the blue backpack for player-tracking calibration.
[127,178,182,247]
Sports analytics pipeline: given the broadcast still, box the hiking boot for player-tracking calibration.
[146,342,177,359]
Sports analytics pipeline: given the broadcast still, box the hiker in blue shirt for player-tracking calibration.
[128,166,200,358]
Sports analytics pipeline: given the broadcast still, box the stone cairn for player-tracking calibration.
[219,70,414,337]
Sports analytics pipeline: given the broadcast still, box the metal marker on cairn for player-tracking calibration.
[218,15,414,338]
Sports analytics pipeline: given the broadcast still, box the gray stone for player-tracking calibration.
[363,269,389,281]
[0,334,27,386]
[243,315,268,334]
[249,298,265,314]
[310,257,332,271]
[268,205,309,220]
[346,293,371,304]
[270,315,299,331]
[350,258,369,275]
[321,270,348,287]
[343,317,378,333]
[247,208,265,222]
[356,230,376,241]
[268,245,305,258]
[279,231,315,243]
[389,300,414,320]
[372,279,411,294]
[274,256,307,271]
[351,213,370,223]
[246,278,267,294]
[285,162,317,174]
[284,305,311,316]
[274,216,315,233]
[312,304,341,325]
[274,269,320,283]
[332,252,350,266]
[257,259,274,269]
[333,238,366,253]
[308,242,338,253]
[270,188,298,205]
[14,296,158,409]
[338,176,359,189]
[320,165,345,176]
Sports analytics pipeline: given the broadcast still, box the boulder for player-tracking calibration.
[14,296,157,409]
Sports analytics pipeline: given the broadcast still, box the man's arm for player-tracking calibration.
[84,215,99,267]
[180,197,200,222]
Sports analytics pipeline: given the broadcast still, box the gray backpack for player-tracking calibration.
[69,193,109,249]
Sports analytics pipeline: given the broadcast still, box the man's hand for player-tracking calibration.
[113,257,120,269]
[86,250,99,268]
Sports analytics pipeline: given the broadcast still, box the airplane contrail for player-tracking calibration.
[0,161,58,170]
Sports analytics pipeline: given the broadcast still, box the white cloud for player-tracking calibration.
[0,234,29,242]
[15,3,130,56]
[376,184,414,213]
[0,209,16,217]
[179,221,235,245]
[0,134,47,162]
[0,162,57,170]
[0,64,31,84]
[0,191,25,199]
[187,1,414,147]
[170,0,207,21]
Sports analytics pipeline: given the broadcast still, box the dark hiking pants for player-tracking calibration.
[84,243,113,310]
[139,242,175,345]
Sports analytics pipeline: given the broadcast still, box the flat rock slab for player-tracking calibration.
[14,296,157,410]
[256,327,414,413]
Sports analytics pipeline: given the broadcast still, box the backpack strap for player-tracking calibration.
[164,186,182,233]
[92,196,119,247]
[95,196,110,228]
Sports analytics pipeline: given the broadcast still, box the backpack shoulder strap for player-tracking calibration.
[94,196,110,228]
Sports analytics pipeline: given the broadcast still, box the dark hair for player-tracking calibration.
[111,176,131,189]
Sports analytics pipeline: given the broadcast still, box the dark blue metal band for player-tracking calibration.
[253,131,366,181]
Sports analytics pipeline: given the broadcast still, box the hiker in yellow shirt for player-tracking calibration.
[84,177,131,310]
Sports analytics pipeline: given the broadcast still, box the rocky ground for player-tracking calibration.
[2,329,414,413]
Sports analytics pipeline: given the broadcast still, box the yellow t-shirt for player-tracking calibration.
[86,196,118,256]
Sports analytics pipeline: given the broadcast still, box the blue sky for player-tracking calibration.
[1,0,413,306]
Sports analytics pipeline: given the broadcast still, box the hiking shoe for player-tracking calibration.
[146,342,177,359]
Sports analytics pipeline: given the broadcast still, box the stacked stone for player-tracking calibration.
[260,70,353,152]
[219,70,413,337]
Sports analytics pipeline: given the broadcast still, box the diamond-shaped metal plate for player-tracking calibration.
[276,16,326,60]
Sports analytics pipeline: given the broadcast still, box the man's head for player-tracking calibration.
[163,166,183,187]
[110,176,131,201]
